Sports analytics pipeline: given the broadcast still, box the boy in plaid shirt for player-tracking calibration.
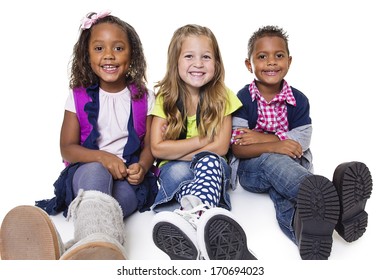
[230,25,372,260]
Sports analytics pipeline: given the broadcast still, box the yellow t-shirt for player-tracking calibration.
[151,88,242,139]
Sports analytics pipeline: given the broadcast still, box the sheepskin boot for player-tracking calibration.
[60,189,128,260]
[0,205,64,260]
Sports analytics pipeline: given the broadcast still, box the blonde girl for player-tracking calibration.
[150,24,257,260]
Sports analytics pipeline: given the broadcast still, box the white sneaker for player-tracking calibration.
[196,207,258,260]
[173,204,210,229]
[152,209,200,260]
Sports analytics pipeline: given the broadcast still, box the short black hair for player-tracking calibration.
[247,25,289,58]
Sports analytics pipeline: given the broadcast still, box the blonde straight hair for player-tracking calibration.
[155,24,229,140]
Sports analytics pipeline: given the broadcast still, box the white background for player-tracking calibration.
[0,0,378,278]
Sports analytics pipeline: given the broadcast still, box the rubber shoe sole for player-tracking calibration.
[296,175,340,260]
[197,208,257,260]
[61,242,125,260]
[333,161,373,242]
[152,212,199,260]
[60,233,127,260]
[0,205,61,260]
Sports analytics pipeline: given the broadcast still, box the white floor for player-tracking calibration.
[49,181,377,261]
[1,159,378,280]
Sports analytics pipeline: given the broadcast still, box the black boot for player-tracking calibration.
[333,161,372,242]
[294,175,340,260]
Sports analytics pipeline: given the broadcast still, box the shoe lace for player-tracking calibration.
[174,204,210,229]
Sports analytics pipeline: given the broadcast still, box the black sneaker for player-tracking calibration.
[333,161,373,242]
[295,175,340,260]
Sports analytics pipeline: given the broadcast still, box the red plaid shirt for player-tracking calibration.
[249,80,296,140]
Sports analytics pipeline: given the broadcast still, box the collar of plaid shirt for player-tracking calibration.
[249,79,296,106]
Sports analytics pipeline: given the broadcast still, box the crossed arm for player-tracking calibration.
[150,115,232,161]
[231,117,311,160]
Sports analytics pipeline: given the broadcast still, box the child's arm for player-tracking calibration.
[150,116,211,160]
[286,124,312,152]
[60,110,128,180]
[126,116,155,185]
[231,116,303,159]
[232,136,303,159]
[176,115,232,161]
[233,128,279,145]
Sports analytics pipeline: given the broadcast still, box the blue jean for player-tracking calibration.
[72,162,138,218]
[237,153,312,243]
[152,151,231,212]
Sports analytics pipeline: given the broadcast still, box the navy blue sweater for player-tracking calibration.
[233,84,312,130]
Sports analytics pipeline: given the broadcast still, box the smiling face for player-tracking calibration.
[88,22,131,92]
[177,35,215,95]
[246,36,292,95]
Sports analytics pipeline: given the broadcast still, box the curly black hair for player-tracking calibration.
[69,13,147,97]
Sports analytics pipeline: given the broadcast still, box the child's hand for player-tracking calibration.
[272,139,303,158]
[99,152,128,180]
[232,128,277,145]
[126,163,145,185]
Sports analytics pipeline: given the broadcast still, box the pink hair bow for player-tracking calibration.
[80,10,112,30]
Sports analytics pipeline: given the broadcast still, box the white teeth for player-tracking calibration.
[190,72,203,76]
[102,65,116,70]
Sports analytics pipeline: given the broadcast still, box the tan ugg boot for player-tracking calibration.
[0,205,64,260]
[60,189,128,260]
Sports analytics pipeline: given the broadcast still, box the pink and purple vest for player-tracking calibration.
[73,84,147,145]
[64,84,147,166]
